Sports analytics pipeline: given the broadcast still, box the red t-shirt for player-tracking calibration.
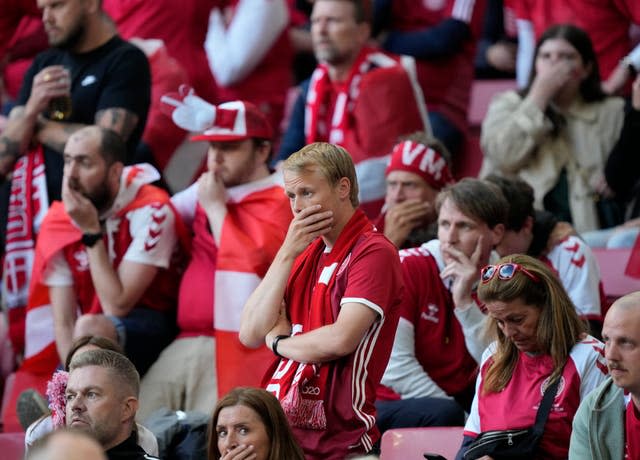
[511,0,640,80]
[395,245,478,396]
[103,0,218,102]
[464,337,609,459]
[286,233,403,460]
[625,398,640,459]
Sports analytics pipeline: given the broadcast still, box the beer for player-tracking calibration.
[48,95,73,121]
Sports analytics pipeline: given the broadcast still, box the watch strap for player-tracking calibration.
[81,232,103,248]
[272,334,289,359]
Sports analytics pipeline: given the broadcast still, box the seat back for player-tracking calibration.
[455,79,517,179]
[593,248,640,313]
[380,426,464,460]
[0,432,25,460]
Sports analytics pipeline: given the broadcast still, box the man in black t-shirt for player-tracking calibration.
[0,0,150,365]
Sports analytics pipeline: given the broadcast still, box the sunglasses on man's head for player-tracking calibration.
[480,263,540,284]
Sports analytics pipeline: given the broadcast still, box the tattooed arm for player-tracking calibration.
[94,107,139,142]
[35,119,86,153]
[34,107,140,155]
[0,105,34,175]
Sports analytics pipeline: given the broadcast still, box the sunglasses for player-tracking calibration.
[481,263,540,284]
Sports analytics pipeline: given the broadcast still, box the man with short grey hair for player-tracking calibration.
[66,349,158,460]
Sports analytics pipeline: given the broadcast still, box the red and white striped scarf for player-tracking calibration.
[266,209,373,429]
[3,146,49,355]
[304,47,403,145]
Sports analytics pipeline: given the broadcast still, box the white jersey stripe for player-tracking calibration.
[452,0,475,23]
[351,316,385,449]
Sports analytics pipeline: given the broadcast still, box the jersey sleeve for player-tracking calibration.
[454,302,491,363]
[122,203,177,268]
[573,337,609,400]
[204,0,288,86]
[340,236,403,318]
[42,250,74,287]
[463,345,496,437]
[170,182,199,227]
[550,236,602,319]
[381,317,451,399]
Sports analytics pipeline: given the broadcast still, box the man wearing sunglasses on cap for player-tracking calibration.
[376,178,507,432]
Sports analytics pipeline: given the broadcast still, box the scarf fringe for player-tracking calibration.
[282,385,327,430]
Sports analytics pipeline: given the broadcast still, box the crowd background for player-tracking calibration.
[1,0,640,459]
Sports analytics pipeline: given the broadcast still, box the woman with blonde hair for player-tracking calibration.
[457,254,608,459]
[209,387,305,460]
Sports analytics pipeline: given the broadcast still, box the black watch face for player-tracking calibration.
[82,233,102,247]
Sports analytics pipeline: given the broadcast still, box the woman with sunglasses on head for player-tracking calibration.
[456,254,609,460]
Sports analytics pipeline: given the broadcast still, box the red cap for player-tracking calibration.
[191,100,273,142]
[385,140,454,190]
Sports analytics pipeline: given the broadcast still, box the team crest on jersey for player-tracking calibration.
[538,375,566,413]
[73,250,89,272]
[420,304,440,323]
[423,0,445,10]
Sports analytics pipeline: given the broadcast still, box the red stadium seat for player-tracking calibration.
[380,426,464,460]
[455,79,517,179]
[0,432,25,460]
[593,248,640,306]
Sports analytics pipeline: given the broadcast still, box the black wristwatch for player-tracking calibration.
[81,231,103,248]
[272,334,289,358]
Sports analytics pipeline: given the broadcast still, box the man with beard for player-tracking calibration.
[65,349,159,460]
[276,0,430,217]
[136,100,292,422]
[0,0,150,364]
[25,126,185,377]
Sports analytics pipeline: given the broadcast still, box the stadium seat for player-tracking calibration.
[1,370,48,433]
[593,248,640,301]
[0,432,25,460]
[456,79,517,179]
[380,426,464,460]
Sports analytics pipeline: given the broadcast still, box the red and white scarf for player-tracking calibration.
[266,209,373,429]
[3,146,49,355]
[304,47,402,145]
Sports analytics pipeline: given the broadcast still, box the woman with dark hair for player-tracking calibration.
[209,387,305,460]
[479,24,625,234]
[457,255,609,459]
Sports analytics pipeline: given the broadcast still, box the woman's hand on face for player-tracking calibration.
[220,444,257,460]
[528,59,575,108]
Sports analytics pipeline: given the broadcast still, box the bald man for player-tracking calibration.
[27,429,107,460]
[569,291,640,459]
